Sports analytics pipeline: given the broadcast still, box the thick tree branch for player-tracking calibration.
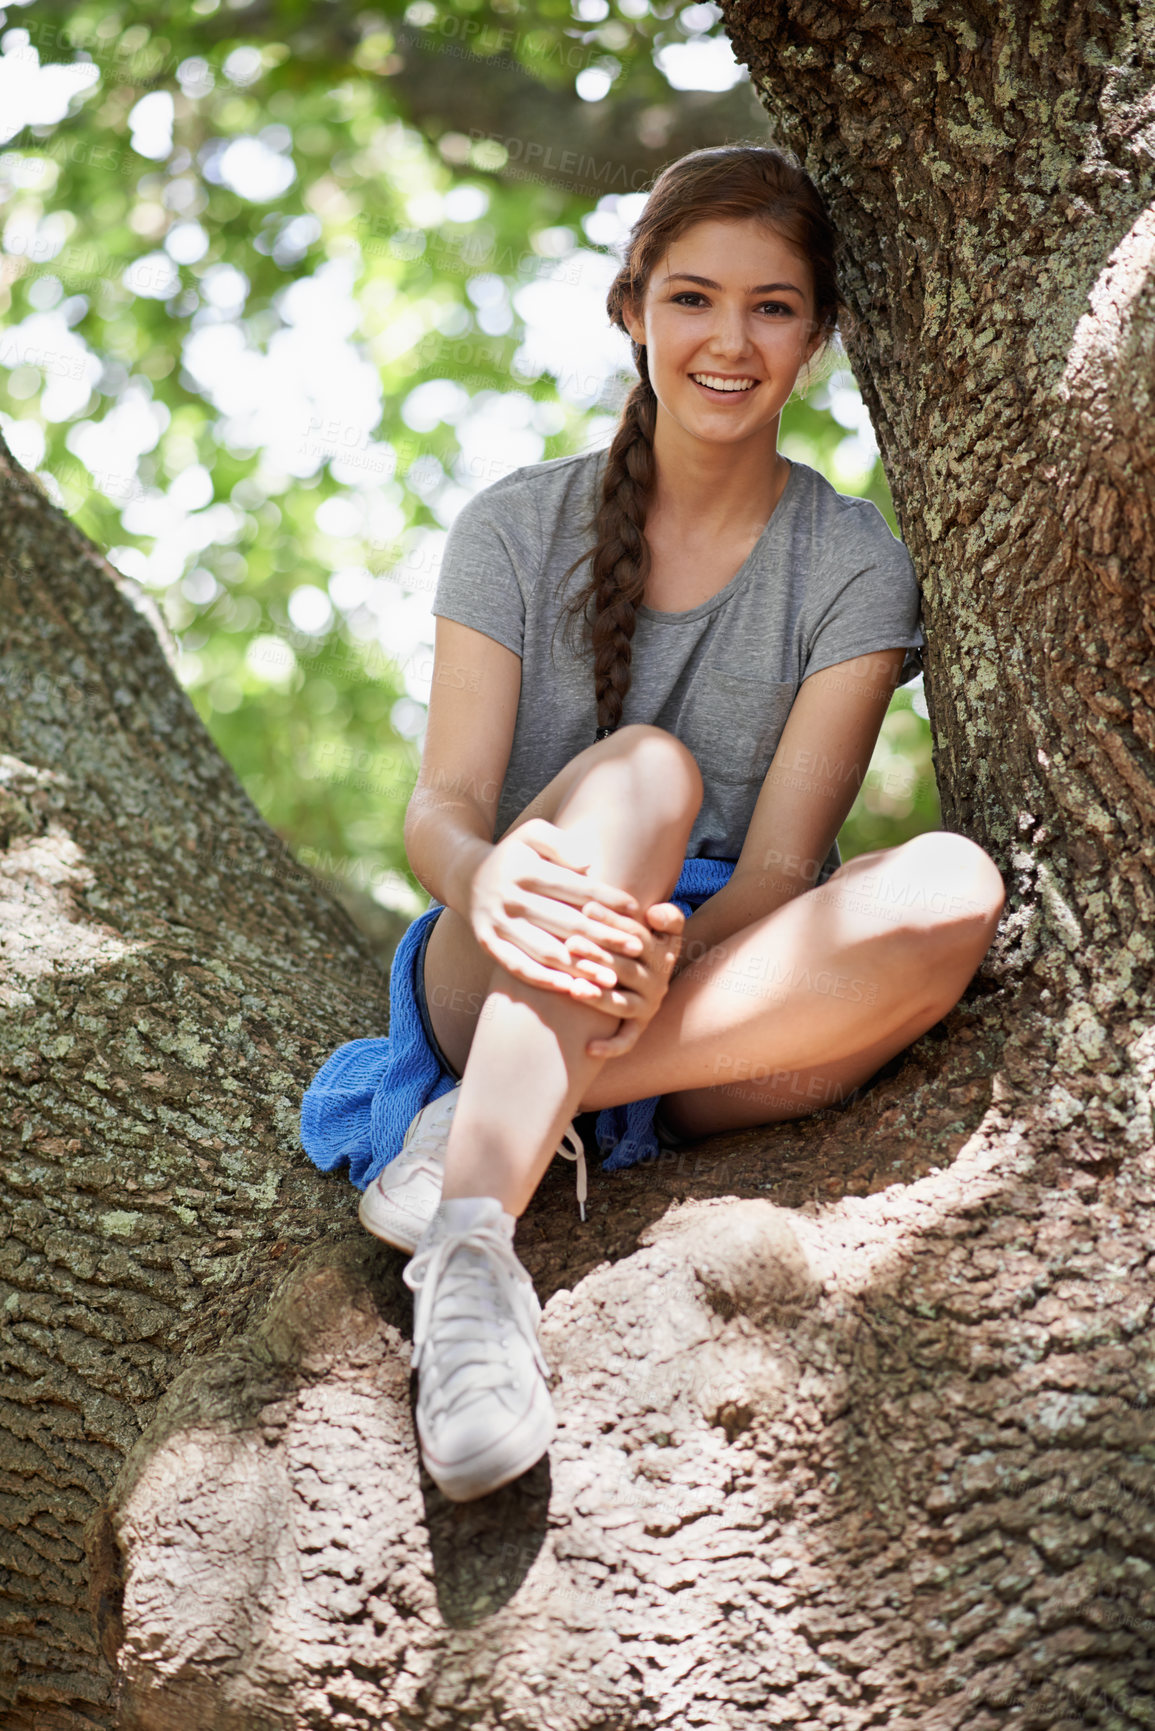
[5,0,1155,1721]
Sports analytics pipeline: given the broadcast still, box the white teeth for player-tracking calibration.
[691,374,757,392]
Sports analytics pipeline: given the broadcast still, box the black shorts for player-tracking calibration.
[411,908,463,1083]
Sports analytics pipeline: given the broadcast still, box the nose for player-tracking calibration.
[705,303,755,361]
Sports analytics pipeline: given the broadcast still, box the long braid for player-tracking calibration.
[588,366,657,737]
[549,366,657,739]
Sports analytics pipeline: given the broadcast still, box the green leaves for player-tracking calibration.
[1,0,933,919]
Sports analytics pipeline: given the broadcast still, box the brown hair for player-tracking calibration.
[551,143,844,738]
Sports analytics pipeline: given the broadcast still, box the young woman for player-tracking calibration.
[301,144,1006,1505]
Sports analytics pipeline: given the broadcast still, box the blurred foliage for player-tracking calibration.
[0,0,938,925]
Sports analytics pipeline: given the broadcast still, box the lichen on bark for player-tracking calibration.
[4,0,1155,1719]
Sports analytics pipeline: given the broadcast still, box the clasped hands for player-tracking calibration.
[467,818,685,1061]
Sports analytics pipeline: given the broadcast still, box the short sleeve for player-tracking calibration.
[431,487,530,658]
[802,512,925,688]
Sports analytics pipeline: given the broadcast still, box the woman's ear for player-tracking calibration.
[804,322,828,369]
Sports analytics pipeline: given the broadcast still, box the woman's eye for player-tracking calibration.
[671,292,791,316]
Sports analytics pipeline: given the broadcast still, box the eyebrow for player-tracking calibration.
[660,272,804,296]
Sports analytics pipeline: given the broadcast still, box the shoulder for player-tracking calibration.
[788,460,913,570]
[437,449,605,610]
[453,446,605,531]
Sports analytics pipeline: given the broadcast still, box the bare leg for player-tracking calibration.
[428,814,1006,1152]
[580,828,1006,1132]
[431,725,703,1215]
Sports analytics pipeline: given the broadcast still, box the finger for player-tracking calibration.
[572,912,646,953]
[535,926,654,996]
[499,908,653,999]
[492,911,584,973]
[568,954,620,988]
[529,824,593,873]
[569,924,645,959]
[518,890,645,955]
[486,941,604,999]
[577,901,649,948]
[564,932,641,971]
[525,870,643,924]
[483,926,597,988]
[568,982,643,1019]
[485,924,605,995]
[572,948,648,991]
[587,1022,642,1059]
[566,977,626,1014]
[518,824,590,872]
[580,897,679,940]
[571,964,649,1001]
[567,927,678,994]
[523,846,640,914]
[570,912,647,951]
[564,933,618,966]
[575,918,675,969]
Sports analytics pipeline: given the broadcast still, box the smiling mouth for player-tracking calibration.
[689,373,760,396]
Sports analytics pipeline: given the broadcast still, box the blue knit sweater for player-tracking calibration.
[299,854,737,1190]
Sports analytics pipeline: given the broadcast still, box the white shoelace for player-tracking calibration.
[554,1124,588,1221]
[401,1088,588,1221]
[404,1216,549,1419]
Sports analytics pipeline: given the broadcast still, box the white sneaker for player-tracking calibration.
[403,1195,555,1502]
[358,1082,588,1253]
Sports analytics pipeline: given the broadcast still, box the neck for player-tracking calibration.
[646,407,790,536]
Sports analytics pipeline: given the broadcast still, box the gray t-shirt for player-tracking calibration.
[430,445,925,880]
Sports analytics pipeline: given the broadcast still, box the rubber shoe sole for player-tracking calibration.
[358,1180,430,1255]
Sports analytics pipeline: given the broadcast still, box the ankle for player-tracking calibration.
[436,1191,519,1228]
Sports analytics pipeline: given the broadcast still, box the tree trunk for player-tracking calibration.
[4,0,1155,1719]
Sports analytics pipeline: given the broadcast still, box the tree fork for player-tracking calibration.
[3,0,1155,1714]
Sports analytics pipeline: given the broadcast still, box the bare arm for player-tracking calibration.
[671,647,908,977]
[402,616,521,919]
[404,616,649,999]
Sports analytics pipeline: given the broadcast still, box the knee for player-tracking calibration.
[899,831,1006,964]
[612,724,704,813]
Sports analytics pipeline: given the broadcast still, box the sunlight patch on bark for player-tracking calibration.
[1059,201,1155,403]
[790,1109,1033,1294]
[0,816,144,1008]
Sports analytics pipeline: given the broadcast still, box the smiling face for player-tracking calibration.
[622,215,825,450]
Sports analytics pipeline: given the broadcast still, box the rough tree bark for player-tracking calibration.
[3,0,1155,1724]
